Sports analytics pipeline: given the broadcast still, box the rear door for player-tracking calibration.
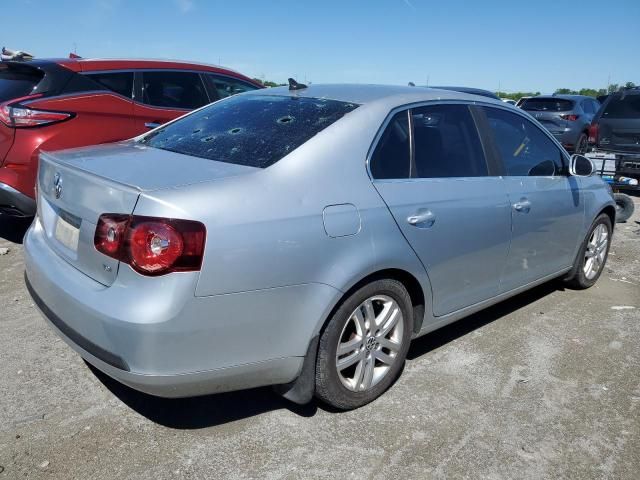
[595,93,640,153]
[133,70,211,131]
[371,103,511,316]
[480,106,584,290]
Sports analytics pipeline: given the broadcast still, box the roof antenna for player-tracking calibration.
[288,78,307,91]
[408,82,415,87]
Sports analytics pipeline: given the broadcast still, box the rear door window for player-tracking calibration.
[521,98,574,112]
[370,111,411,179]
[483,107,564,176]
[205,74,259,100]
[412,104,487,178]
[141,71,209,109]
[84,72,133,98]
[0,63,43,102]
[602,95,640,119]
[140,94,358,168]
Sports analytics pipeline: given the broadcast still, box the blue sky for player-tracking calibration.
[6,0,639,93]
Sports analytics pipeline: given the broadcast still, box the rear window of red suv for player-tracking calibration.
[0,63,44,102]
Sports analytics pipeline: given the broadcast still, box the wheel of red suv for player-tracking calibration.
[565,213,612,289]
[575,133,588,155]
[315,279,413,410]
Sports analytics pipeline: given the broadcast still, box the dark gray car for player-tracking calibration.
[520,95,600,153]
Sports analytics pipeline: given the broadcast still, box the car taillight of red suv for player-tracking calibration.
[0,54,262,217]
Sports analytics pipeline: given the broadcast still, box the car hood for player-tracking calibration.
[41,141,260,192]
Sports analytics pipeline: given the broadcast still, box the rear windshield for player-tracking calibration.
[521,98,575,112]
[602,94,640,119]
[140,94,359,168]
[0,63,43,102]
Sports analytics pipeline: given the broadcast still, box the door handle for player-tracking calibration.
[144,122,162,129]
[407,209,436,228]
[513,198,531,213]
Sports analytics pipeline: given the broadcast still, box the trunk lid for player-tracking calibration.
[37,142,257,286]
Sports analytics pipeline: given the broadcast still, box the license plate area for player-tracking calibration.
[54,210,82,252]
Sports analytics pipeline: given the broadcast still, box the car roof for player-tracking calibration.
[20,57,261,86]
[427,86,500,100]
[245,84,506,108]
[531,94,591,100]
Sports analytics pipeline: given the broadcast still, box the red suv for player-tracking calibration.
[0,56,262,216]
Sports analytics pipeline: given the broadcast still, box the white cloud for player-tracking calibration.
[175,0,194,13]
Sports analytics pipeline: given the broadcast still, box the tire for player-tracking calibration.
[315,279,413,410]
[575,133,588,154]
[613,193,634,223]
[564,213,612,289]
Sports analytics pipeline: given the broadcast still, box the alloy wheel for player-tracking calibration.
[583,224,608,280]
[335,295,404,392]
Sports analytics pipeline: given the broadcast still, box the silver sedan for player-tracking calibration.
[25,84,615,409]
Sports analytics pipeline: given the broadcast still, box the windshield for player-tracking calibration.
[140,94,359,168]
[521,98,574,112]
[0,63,44,102]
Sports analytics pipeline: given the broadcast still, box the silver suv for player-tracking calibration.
[520,95,600,154]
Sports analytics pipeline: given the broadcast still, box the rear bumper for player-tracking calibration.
[549,129,581,150]
[0,181,36,216]
[24,218,338,398]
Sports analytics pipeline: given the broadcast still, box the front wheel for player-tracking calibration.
[564,213,612,289]
[315,279,413,410]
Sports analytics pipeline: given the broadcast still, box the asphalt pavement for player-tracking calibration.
[0,199,639,479]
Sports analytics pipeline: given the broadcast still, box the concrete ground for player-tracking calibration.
[0,199,639,480]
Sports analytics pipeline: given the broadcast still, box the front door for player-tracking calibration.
[371,104,512,317]
[480,106,584,291]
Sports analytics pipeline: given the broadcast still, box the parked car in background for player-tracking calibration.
[587,87,640,222]
[25,84,615,410]
[0,55,262,216]
[501,98,517,105]
[520,95,600,153]
[515,96,531,108]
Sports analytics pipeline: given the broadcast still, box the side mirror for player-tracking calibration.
[569,154,595,177]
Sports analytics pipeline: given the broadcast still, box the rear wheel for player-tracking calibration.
[613,193,634,223]
[575,133,588,154]
[565,213,612,289]
[315,279,413,410]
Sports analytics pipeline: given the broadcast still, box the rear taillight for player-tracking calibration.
[588,123,599,144]
[560,114,580,121]
[94,214,206,276]
[0,94,73,128]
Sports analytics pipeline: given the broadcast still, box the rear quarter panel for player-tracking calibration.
[132,103,433,336]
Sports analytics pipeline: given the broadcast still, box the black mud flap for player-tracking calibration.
[273,336,318,405]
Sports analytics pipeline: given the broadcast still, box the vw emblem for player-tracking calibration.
[53,172,63,199]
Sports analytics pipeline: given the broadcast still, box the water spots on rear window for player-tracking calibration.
[192,128,202,134]
[201,135,216,142]
[228,127,243,135]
